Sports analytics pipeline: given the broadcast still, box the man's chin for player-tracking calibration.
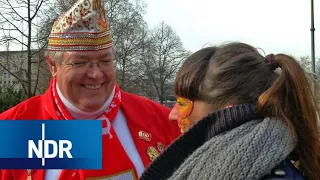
[76,100,105,112]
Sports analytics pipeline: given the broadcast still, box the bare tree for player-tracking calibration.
[298,56,320,81]
[0,0,51,97]
[140,22,190,104]
[121,27,156,97]
[109,0,147,91]
[298,56,320,103]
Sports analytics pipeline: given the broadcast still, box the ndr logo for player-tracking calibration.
[28,123,73,166]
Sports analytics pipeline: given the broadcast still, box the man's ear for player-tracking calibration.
[46,55,57,77]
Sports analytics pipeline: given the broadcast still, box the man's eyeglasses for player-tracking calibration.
[63,59,114,70]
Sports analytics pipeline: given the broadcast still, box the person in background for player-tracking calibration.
[140,42,320,180]
[0,0,180,179]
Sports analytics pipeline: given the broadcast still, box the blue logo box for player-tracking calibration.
[0,120,102,169]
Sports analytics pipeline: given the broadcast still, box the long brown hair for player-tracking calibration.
[257,54,320,180]
[201,42,320,179]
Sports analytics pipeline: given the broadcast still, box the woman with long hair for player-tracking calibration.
[140,42,320,180]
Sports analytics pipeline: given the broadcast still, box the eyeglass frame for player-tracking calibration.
[62,59,115,70]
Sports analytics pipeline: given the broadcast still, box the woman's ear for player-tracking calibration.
[46,55,57,77]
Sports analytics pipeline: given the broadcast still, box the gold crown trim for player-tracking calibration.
[49,31,111,39]
[48,35,112,46]
[47,43,113,51]
[47,32,112,51]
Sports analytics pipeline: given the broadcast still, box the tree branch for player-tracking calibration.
[31,0,45,20]
[0,13,27,37]
[6,0,28,22]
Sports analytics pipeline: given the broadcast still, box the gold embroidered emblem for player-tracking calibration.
[138,130,152,141]
[27,169,32,180]
[157,142,164,152]
[147,146,159,161]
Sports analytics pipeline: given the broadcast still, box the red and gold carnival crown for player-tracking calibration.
[47,0,112,51]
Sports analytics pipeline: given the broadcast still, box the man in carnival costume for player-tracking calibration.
[0,0,180,179]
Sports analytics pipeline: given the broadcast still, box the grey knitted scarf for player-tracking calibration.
[169,117,297,180]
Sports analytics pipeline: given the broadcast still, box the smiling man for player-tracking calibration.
[0,0,180,179]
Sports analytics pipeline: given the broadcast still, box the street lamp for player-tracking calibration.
[311,0,315,76]
[310,0,317,95]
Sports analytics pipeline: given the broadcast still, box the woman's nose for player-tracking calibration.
[168,107,178,121]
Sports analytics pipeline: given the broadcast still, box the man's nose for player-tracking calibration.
[87,64,103,79]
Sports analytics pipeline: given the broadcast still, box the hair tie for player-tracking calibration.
[265,54,279,70]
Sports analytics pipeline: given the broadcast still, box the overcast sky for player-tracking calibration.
[145,0,319,58]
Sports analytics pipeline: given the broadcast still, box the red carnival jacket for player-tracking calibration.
[0,89,181,180]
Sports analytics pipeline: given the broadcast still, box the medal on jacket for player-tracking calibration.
[27,169,32,180]
[138,130,152,141]
[147,146,159,161]
[157,142,164,152]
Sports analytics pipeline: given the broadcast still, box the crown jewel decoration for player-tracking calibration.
[47,0,112,51]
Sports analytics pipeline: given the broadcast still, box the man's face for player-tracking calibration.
[53,48,116,112]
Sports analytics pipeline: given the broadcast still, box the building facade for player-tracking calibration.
[0,50,48,95]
